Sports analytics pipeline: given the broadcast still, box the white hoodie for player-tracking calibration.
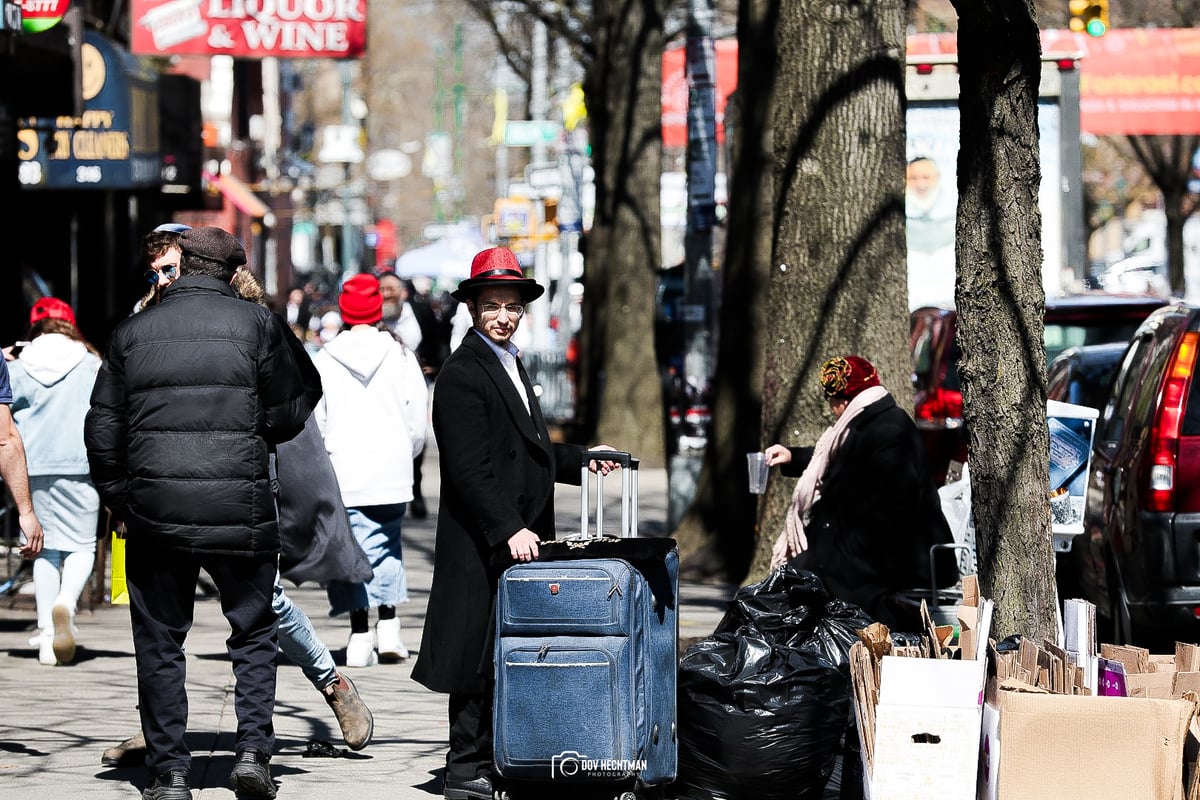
[313,327,428,507]
[8,333,101,476]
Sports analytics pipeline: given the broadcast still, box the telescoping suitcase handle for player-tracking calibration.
[579,450,639,539]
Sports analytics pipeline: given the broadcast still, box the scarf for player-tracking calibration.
[770,385,890,569]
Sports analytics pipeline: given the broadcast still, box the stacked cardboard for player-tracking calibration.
[851,579,1200,800]
[851,577,993,800]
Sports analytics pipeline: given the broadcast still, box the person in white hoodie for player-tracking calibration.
[8,297,101,666]
[314,273,428,668]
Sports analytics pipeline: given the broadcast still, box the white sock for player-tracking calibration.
[33,554,63,631]
[54,550,96,616]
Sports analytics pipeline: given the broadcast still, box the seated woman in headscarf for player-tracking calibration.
[763,355,958,630]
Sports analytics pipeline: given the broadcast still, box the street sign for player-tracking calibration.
[526,165,562,191]
[504,120,559,148]
[318,125,363,164]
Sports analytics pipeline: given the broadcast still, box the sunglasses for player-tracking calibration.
[145,265,178,285]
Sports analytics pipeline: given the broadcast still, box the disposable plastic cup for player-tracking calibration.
[747,452,769,495]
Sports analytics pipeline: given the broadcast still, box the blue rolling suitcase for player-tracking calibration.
[494,451,678,797]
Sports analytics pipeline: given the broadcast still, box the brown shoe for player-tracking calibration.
[101,730,147,767]
[323,673,374,750]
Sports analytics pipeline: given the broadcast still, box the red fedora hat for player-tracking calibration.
[451,247,544,303]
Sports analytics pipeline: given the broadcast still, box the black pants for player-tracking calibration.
[127,544,279,778]
[447,687,494,783]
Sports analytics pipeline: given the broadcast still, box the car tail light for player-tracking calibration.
[685,405,711,426]
[1146,331,1200,512]
[915,387,964,424]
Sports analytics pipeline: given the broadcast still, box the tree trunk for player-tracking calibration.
[755,0,910,580]
[951,0,1058,643]
[1127,134,1200,297]
[582,0,667,467]
[673,0,779,583]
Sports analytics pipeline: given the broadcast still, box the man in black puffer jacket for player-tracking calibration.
[85,227,314,800]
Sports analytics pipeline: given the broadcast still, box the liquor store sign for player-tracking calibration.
[130,0,366,58]
[17,31,160,190]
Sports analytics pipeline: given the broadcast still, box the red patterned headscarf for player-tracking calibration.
[820,355,881,400]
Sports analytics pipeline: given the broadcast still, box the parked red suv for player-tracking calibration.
[1069,303,1200,644]
[910,294,1171,484]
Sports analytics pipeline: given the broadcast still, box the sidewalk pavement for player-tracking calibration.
[0,442,736,799]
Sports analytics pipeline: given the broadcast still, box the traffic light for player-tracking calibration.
[1069,0,1109,37]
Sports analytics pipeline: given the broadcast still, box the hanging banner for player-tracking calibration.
[129,0,367,59]
[662,38,737,149]
[908,28,1200,136]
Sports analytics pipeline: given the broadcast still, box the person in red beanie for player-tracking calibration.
[762,354,957,631]
[312,272,429,668]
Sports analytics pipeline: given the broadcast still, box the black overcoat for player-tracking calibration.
[782,394,956,627]
[411,331,583,694]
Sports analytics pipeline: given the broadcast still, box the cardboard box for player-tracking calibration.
[979,681,1197,800]
[867,655,987,800]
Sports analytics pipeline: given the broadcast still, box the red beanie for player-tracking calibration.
[820,355,881,399]
[29,296,76,327]
[338,274,383,326]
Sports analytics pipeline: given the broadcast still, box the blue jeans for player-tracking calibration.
[274,573,336,690]
[326,504,408,615]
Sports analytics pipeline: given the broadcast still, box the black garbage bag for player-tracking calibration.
[714,563,874,664]
[676,566,873,800]
[676,627,849,800]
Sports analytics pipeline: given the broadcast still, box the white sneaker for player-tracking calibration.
[375,618,409,662]
[36,630,55,666]
[345,631,378,668]
[52,604,76,665]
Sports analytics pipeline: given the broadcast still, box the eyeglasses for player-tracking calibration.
[144,265,178,285]
[478,302,525,319]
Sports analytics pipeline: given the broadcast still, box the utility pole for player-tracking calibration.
[669,0,719,529]
[340,60,356,273]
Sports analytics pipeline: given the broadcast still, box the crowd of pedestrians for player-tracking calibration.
[0,222,952,800]
[1,219,611,800]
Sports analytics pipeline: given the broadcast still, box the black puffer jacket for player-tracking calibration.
[85,275,313,556]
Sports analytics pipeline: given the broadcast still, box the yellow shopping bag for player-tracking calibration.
[110,526,129,605]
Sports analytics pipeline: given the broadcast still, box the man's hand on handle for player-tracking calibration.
[587,443,621,475]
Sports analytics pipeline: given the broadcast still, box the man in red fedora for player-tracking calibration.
[411,247,619,800]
